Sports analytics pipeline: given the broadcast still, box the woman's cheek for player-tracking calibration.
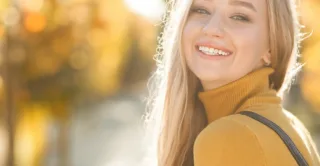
[183,20,203,44]
[183,21,196,55]
[188,17,208,30]
[227,28,259,63]
[227,26,257,49]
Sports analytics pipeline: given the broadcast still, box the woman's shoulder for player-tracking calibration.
[194,110,272,150]
[195,108,311,153]
[194,113,268,166]
[194,109,319,166]
[199,108,308,138]
[196,108,294,138]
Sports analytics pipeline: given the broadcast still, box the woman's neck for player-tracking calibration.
[198,67,282,123]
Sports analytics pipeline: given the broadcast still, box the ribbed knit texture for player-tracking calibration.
[193,67,320,166]
[198,67,279,123]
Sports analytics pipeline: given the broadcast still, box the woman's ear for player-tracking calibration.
[262,50,271,66]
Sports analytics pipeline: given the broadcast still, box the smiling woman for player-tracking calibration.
[146,0,320,166]
[183,0,271,90]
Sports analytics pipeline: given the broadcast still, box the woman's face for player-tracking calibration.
[182,0,271,90]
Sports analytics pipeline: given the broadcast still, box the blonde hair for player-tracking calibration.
[145,0,305,165]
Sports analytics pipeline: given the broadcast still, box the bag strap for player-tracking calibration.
[238,111,308,166]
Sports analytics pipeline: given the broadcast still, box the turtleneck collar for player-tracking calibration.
[198,67,282,123]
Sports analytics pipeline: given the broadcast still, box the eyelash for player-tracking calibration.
[190,7,251,22]
[230,14,250,22]
[190,7,210,15]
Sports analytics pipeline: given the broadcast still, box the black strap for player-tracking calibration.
[239,111,308,166]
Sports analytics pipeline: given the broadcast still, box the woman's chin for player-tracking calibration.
[195,73,224,83]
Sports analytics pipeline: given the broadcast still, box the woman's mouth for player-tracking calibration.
[196,45,232,56]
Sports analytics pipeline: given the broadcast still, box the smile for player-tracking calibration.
[197,46,232,56]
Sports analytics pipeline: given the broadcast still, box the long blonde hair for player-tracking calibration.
[146,0,304,165]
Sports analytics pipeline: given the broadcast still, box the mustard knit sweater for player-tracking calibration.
[193,67,320,166]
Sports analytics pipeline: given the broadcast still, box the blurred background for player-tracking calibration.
[0,0,319,166]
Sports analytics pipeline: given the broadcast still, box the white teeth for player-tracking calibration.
[198,46,229,56]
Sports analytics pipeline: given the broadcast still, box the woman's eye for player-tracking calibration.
[191,8,210,15]
[230,15,250,22]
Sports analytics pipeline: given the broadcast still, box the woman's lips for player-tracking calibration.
[194,41,233,60]
[196,48,232,60]
[195,45,233,60]
[195,42,233,54]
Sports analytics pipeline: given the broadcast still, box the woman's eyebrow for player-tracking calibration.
[228,0,257,12]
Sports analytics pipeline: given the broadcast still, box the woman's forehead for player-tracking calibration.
[192,0,267,14]
[192,0,265,9]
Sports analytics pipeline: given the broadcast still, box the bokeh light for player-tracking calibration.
[24,12,46,33]
[3,7,20,26]
[18,0,44,12]
[124,0,165,22]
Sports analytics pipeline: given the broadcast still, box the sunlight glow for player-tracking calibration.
[124,0,165,22]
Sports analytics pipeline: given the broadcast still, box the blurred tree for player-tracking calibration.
[1,0,158,165]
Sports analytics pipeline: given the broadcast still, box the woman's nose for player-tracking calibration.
[202,15,225,38]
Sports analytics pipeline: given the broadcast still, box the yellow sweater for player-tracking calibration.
[193,67,320,166]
